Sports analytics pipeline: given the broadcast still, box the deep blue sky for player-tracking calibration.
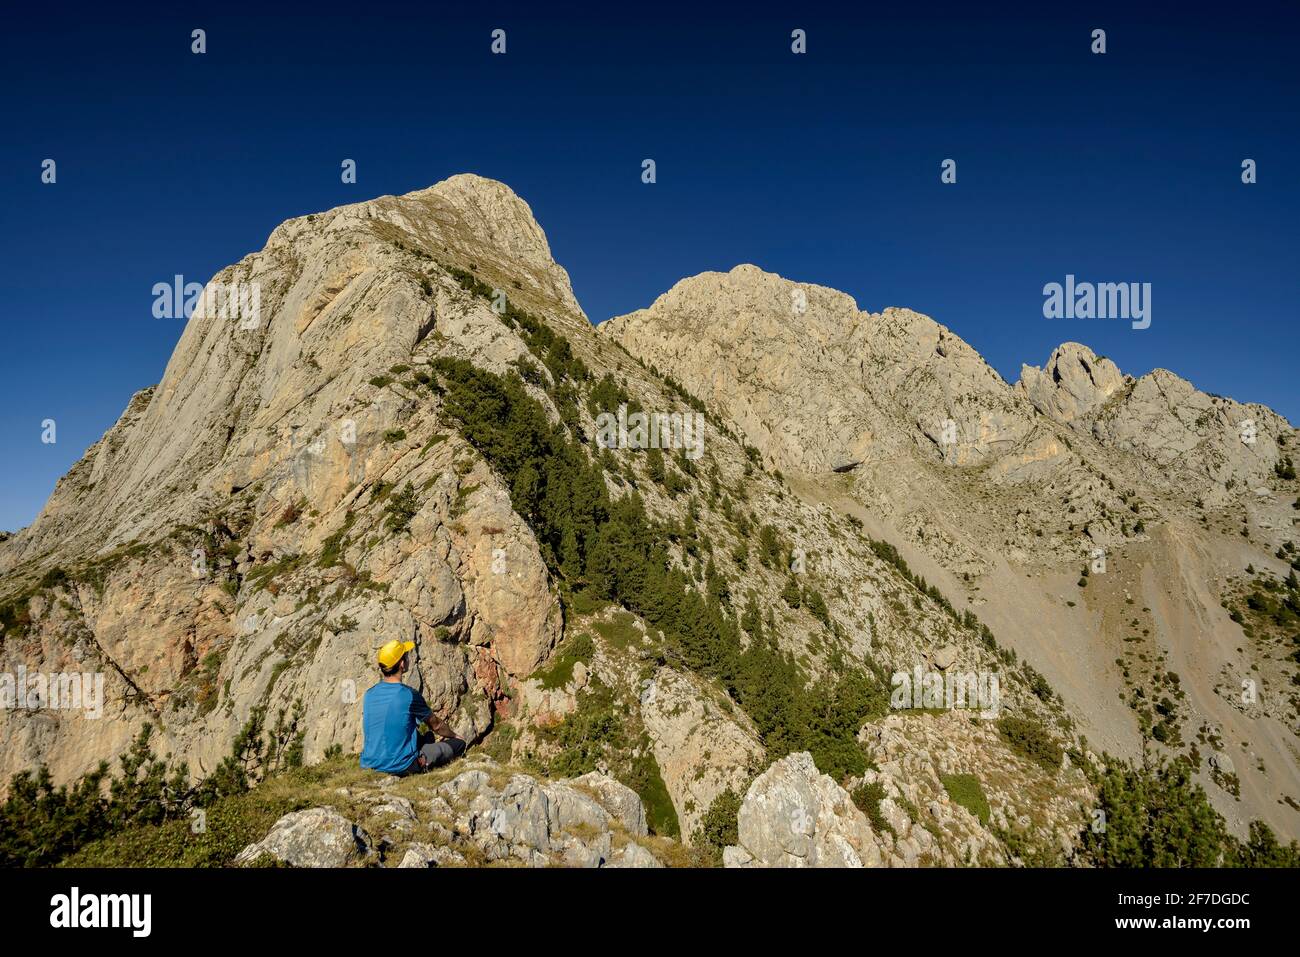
[3,2,1297,531]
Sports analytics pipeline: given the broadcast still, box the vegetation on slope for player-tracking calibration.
[1079,753,1299,867]
[429,353,889,782]
[1,704,305,867]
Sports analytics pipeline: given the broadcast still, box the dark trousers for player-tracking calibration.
[402,733,466,775]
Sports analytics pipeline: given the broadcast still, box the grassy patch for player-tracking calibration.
[420,433,448,456]
[940,772,990,825]
[245,553,304,593]
[317,512,355,568]
[529,633,595,690]
[591,612,642,651]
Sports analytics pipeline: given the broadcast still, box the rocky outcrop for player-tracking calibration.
[239,761,665,869]
[639,667,764,841]
[1018,347,1292,496]
[855,712,1093,866]
[1090,369,1292,493]
[1017,343,1124,424]
[571,771,649,836]
[723,752,880,868]
[235,807,373,868]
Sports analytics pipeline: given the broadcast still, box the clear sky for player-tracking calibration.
[2,1,1297,532]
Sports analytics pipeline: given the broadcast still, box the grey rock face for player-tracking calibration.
[932,644,959,671]
[470,775,555,864]
[724,752,880,868]
[397,843,440,868]
[608,842,665,868]
[571,772,649,837]
[1018,343,1124,425]
[234,807,372,868]
[450,768,660,868]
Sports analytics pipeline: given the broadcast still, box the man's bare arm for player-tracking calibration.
[427,714,460,740]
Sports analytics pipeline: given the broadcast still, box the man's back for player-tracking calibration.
[359,681,429,774]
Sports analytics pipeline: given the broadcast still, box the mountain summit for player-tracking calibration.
[2,178,1296,867]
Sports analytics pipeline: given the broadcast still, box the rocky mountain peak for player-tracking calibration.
[601,266,1031,475]
[3,179,1298,867]
[413,174,567,288]
[1017,342,1126,424]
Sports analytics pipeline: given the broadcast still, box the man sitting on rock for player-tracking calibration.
[360,639,466,776]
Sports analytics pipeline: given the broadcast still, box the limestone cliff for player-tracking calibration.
[3,179,1295,866]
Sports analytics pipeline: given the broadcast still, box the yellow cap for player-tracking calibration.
[377,639,415,669]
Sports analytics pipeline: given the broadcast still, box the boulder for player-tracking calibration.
[932,645,959,671]
[235,807,372,868]
[608,842,664,868]
[571,772,649,836]
[724,752,881,867]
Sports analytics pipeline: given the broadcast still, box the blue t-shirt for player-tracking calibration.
[359,682,432,774]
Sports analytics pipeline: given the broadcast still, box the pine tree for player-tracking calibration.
[781,577,802,608]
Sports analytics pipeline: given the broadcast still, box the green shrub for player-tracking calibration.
[530,633,595,690]
[996,716,1063,771]
[1081,756,1229,867]
[39,567,69,590]
[591,612,641,651]
[804,588,830,626]
[384,483,419,533]
[940,773,990,825]
[694,788,741,862]
[317,512,355,567]
[850,779,895,837]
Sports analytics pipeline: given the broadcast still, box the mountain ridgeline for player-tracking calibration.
[1,175,1296,868]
